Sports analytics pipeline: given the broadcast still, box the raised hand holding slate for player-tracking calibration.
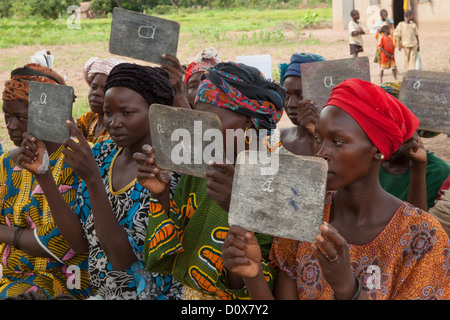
[398,70,450,134]
[148,104,224,178]
[228,150,328,243]
[300,56,371,110]
[27,81,75,144]
[109,7,180,65]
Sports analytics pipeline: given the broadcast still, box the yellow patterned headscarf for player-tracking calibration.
[2,63,65,105]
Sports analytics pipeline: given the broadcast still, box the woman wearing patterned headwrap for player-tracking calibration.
[134,62,285,300]
[184,48,221,108]
[265,52,327,156]
[222,78,450,300]
[77,57,125,144]
[17,62,183,300]
[0,63,94,299]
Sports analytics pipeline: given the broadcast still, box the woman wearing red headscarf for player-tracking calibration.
[221,78,450,300]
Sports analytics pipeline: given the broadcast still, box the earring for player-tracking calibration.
[380,154,385,160]
[244,127,253,145]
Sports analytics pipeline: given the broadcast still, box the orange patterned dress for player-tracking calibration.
[270,192,450,300]
[76,111,110,144]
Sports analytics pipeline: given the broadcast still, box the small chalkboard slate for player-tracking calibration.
[398,70,450,134]
[27,81,74,144]
[301,56,371,110]
[149,104,223,178]
[228,151,328,243]
[109,8,180,65]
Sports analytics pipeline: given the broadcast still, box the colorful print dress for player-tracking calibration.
[74,140,183,300]
[76,111,110,145]
[270,192,450,300]
[145,174,276,300]
[0,148,94,299]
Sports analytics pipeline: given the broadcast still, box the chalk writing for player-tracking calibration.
[138,25,157,39]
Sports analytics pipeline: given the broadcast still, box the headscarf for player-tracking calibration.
[195,62,285,130]
[279,52,327,84]
[83,57,126,86]
[104,62,174,107]
[2,63,66,105]
[325,78,419,160]
[185,48,221,85]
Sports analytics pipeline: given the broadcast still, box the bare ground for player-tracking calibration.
[1,23,449,162]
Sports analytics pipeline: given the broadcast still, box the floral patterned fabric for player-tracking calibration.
[270,192,450,300]
[74,140,183,300]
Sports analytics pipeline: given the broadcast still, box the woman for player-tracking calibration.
[221,78,450,300]
[265,52,326,156]
[18,63,183,300]
[184,48,221,109]
[134,62,285,299]
[77,57,125,144]
[0,63,93,299]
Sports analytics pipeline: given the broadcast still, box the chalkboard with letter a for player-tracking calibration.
[109,7,180,65]
[27,81,74,144]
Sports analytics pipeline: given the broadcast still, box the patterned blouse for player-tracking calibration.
[0,148,94,299]
[74,140,183,300]
[270,192,450,300]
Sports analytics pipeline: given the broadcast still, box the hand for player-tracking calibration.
[221,225,262,279]
[311,222,357,300]
[399,132,427,168]
[16,132,49,175]
[161,53,186,94]
[133,144,172,196]
[62,121,100,184]
[297,100,319,137]
[204,161,235,212]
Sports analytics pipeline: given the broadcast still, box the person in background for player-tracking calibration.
[375,9,396,48]
[0,63,93,299]
[77,57,125,144]
[394,10,419,71]
[348,10,365,58]
[378,25,397,83]
[222,78,450,300]
[184,48,221,109]
[265,52,326,156]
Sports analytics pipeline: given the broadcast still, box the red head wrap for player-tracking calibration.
[324,78,419,160]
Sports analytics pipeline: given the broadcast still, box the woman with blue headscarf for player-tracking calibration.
[264,52,327,156]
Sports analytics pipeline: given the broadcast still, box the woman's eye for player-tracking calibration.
[333,139,345,146]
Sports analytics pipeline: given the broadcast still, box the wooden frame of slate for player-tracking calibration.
[228,150,328,243]
[300,56,371,110]
[149,104,223,178]
[109,7,180,65]
[27,81,74,144]
[398,70,450,134]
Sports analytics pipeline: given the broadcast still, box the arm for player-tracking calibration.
[0,225,51,258]
[63,121,137,270]
[404,134,428,211]
[161,54,191,110]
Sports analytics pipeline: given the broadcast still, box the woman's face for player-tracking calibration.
[195,102,251,160]
[313,105,377,191]
[2,100,28,147]
[283,76,302,126]
[187,72,204,109]
[103,86,151,149]
[88,73,107,114]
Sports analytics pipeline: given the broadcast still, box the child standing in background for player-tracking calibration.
[348,10,365,58]
[379,25,397,83]
[394,10,419,71]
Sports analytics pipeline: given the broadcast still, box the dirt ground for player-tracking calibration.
[1,22,449,162]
